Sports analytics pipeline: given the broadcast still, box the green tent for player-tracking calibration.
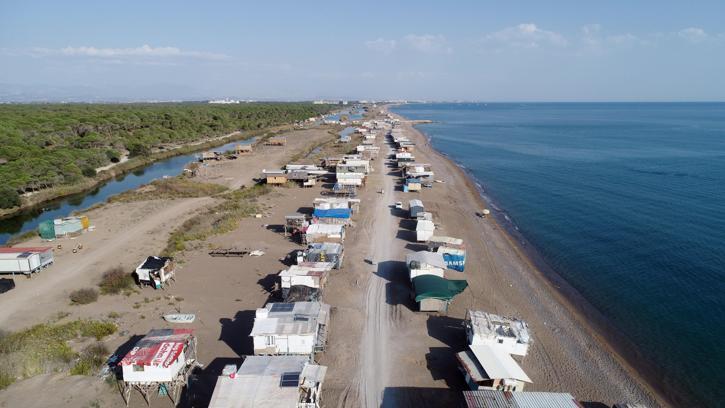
[412,275,468,302]
[38,220,55,240]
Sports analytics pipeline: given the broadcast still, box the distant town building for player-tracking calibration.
[209,98,241,104]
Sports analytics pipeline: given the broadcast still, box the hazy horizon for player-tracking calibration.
[2,0,724,102]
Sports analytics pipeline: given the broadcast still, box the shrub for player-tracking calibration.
[105,149,121,163]
[81,166,97,178]
[69,288,98,305]
[70,343,108,376]
[0,370,14,390]
[127,142,150,157]
[0,186,20,209]
[99,267,135,295]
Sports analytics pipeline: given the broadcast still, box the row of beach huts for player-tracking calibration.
[385,120,644,408]
[202,118,391,407]
[114,117,388,407]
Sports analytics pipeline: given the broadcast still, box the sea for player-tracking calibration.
[391,102,725,407]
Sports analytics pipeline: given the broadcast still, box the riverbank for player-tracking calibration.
[388,108,672,406]
[0,125,295,221]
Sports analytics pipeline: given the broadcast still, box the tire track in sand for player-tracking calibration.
[358,143,397,407]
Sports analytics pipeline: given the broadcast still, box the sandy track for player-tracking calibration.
[358,149,397,407]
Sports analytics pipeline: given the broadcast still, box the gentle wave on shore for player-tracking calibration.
[392,102,725,407]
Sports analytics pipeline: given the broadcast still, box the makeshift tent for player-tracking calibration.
[38,220,56,240]
[412,275,468,302]
[54,217,84,236]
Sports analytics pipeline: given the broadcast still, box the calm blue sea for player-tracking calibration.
[392,103,725,407]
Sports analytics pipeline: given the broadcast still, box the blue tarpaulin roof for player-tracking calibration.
[313,208,351,219]
[406,178,421,184]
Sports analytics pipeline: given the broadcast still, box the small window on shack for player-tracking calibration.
[133,365,145,372]
[266,336,276,346]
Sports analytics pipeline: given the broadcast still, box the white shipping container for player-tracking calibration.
[0,252,41,274]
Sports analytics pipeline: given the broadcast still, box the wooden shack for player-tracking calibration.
[235,144,253,154]
[265,137,287,146]
[264,170,288,185]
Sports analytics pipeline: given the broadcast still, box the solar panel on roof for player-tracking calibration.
[293,315,309,321]
[270,303,294,313]
[280,372,300,387]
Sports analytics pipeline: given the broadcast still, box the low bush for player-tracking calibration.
[69,288,99,305]
[0,370,14,390]
[70,343,108,376]
[99,267,135,295]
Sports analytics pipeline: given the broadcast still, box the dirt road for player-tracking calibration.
[358,144,398,407]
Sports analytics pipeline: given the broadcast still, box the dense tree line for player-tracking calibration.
[0,102,333,208]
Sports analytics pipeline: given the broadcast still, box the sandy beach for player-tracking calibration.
[0,107,669,408]
[318,108,669,407]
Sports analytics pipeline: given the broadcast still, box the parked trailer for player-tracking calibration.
[0,247,54,276]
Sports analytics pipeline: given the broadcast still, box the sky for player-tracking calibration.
[1,0,724,102]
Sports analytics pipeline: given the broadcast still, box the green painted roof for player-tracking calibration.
[412,275,468,302]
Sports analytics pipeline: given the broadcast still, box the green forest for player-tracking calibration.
[0,103,333,208]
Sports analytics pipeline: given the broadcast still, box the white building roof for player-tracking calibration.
[406,251,447,270]
[409,199,424,208]
[279,264,333,278]
[305,223,344,235]
[416,220,435,232]
[250,302,330,337]
[462,345,532,383]
[209,356,326,408]
[467,310,531,345]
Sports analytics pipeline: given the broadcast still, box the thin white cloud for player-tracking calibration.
[28,44,230,60]
[403,34,452,54]
[606,33,643,46]
[678,27,708,43]
[483,23,568,49]
[365,38,397,54]
[581,24,602,37]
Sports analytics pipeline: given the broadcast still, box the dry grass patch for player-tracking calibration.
[69,288,99,305]
[99,266,135,295]
[0,320,117,389]
[163,184,271,256]
[108,177,227,203]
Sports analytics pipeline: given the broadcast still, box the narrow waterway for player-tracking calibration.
[0,138,255,244]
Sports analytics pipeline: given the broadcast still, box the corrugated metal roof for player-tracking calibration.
[463,390,581,408]
[209,356,322,408]
[250,302,329,336]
